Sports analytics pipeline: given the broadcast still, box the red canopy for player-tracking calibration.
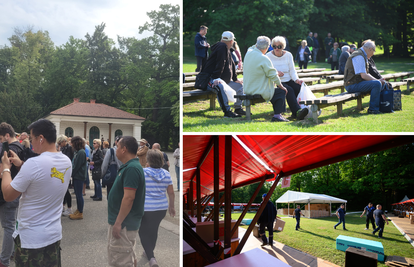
[183,135,414,198]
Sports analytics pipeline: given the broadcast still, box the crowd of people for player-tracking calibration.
[194,27,388,119]
[0,119,179,267]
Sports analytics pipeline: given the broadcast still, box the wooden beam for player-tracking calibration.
[183,222,219,264]
[233,173,281,256]
[189,179,194,217]
[224,135,232,258]
[183,211,196,228]
[213,136,220,245]
[197,167,201,222]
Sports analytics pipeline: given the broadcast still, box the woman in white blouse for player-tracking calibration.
[266,36,308,120]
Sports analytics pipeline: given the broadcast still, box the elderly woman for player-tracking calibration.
[90,139,104,201]
[69,136,87,220]
[57,134,74,216]
[139,149,175,267]
[330,42,341,70]
[266,36,309,120]
[338,45,350,74]
[295,40,312,69]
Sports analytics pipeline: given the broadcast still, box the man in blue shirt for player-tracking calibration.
[372,204,388,238]
[312,33,320,63]
[344,41,385,114]
[360,202,376,230]
[194,25,210,72]
[294,205,304,231]
[334,204,347,230]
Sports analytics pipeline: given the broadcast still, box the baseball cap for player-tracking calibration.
[262,193,267,198]
[222,31,235,41]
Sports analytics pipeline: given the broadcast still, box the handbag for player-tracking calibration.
[327,57,332,64]
[393,89,402,110]
[379,83,394,113]
[102,148,118,186]
[296,83,322,119]
[194,72,211,91]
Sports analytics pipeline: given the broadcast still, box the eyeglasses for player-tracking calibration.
[272,45,283,50]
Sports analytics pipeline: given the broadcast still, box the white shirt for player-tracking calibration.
[11,152,72,249]
[266,51,299,83]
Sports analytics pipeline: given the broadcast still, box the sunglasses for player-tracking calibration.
[272,45,283,50]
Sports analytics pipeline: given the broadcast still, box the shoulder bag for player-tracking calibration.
[102,148,118,186]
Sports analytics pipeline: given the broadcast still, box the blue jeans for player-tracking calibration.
[94,180,102,199]
[313,48,319,63]
[345,80,382,111]
[296,217,300,230]
[73,179,84,213]
[373,221,385,237]
[175,165,180,191]
[335,217,346,229]
[0,197,19,266]
[208,80,243,113]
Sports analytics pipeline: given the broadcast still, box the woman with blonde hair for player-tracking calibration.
[90,139,104,201]
[139,149,175,267]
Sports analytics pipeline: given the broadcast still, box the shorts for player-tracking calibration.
[107,224,137,267]
[14,235,61,267]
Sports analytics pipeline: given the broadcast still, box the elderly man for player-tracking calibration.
[244,36,289,122]
[373,204,389,238]
[201,31,245,118]
[344,41,385,114]
[338,45,351,74]
[312,33,320,63]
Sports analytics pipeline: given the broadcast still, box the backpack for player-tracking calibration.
[102,148,118,186]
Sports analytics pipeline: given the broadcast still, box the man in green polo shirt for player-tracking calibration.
[107,136,145,267]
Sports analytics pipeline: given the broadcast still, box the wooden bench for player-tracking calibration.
[325,70,384,83]
[183,78,322,110]
[403,77,414,92]
[299,81,408,123]
[382,72,413,82]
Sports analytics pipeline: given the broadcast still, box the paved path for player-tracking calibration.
[388,214,414,247]
[240,228,340,267]
[0,151,179,267]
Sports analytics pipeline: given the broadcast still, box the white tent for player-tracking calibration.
[275,190,347,218]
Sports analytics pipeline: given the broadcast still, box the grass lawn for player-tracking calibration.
[230,212,414,267]
[182,36,414,132]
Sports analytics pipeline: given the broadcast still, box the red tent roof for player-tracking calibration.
[183,135,414,197]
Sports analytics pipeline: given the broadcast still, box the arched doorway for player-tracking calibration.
[65,127,74,137]
[115,129,123,138]
[89,126,100,146]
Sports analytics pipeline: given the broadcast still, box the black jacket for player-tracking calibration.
[201,41,238,83]
[61,144,74,161]
[258,200,277,224]
[91,149,104,180]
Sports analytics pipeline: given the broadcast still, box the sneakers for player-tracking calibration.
[149,258,159,267]
[224,111,241,118]
[69,210,83,220]
[334,225,337,229]
[62,208,72,216]
[367,109,382,114]
[364,228,368,230]
[296,108,309,120]
[234,108,246,116]
[271,115,289,122]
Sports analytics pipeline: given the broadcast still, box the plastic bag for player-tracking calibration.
[214,78,236,103]
[296,82,321,119]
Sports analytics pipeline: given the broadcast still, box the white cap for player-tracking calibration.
[222,31,235,41]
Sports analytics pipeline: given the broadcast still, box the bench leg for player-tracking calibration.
[311,105,319,124]
[323,90,328,96]
[245,100,251,121]
[357,96,363,110]
[210,96,216,110]
[407,81,411,93]
[337,103,343,116]
[341,87,344,93]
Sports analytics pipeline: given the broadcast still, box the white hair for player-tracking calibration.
[256,36,271,51]
[271,36,286,49]
[363,41,375,50]
[341,45,350,53]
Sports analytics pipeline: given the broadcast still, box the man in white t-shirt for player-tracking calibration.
[0,119,72,267]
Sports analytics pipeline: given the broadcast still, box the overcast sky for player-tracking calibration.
[0,0,180,47]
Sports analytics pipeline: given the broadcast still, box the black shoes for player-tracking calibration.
[224,111,241,118]
[93,198,102,201]
[296,108,309,120]
[86,186,91,189]
[271,116,289,122]
[90,195,97,198]
[234,108,246,116]
[367,109,382,114]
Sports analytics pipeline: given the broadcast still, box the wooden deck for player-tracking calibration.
[388,214,414,247]
[239,227,340,267]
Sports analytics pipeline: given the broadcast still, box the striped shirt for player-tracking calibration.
[352,47,368,75]
[143,167,172,211]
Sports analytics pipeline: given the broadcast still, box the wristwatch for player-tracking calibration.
[1,168,11,177]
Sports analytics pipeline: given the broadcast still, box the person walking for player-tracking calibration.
[69,136,87,220]
[372,204,389,238]
[257,193,277,246]
[90,139,104,201]
[139,149,175,267]
[360,202,376,230]
[334,204,347,230]
[294,205,304,230]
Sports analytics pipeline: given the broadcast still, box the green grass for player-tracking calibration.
[183,58,414,132]
[230,212,414,267]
